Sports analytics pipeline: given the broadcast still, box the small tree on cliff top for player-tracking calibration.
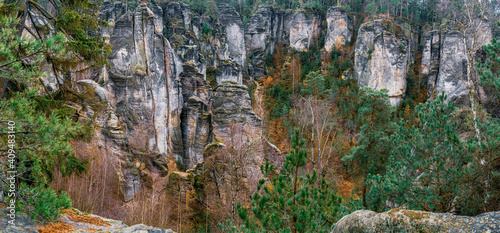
[227,130,341,233]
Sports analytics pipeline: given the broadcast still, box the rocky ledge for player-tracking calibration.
[332,209,500,233]
[0,203,174,233]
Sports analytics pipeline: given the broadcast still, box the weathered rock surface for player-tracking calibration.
[289,9,320,51]
[98,1,126,39]
[331,209,500,233]
[434,30,470,105]
[324,7,352,52]
[354,20,409,106]
[108,3,182,157]
[421,30,441,97]
[212,80,262,140]
[77,79,108,102]
[245,5,288,79]
[216,3,246,84]
[211,80,267,183]
[180,61,213,168]
[90,1,276,202]
[0,203,175,232]
[432,21,493,106]
[105,3,182,201]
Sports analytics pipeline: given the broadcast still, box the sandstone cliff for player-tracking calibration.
[324,6,352,52]
[57,2,496,204]
[91,1,272,202]
[354,19,409,106]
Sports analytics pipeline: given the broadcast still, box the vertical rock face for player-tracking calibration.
[106,3,181,200]
[421,30,440,97]
[163,1,191,30]
[216,3,246,84]
[432,21,492,106]
[180,62,212,168]
[324,7,352,52]
[90,2,277,202]
[212,81,262,140]
[434,30,469,105]
[98,1,126,39]
[354,20,409,106]
[163,2,207,77]
[211,80,265,182]
[289,9,320,51]
[245,6,287,79]
[108,3,181,157]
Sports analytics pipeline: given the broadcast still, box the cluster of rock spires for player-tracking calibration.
[90,0,359,202]
[32,0,497,202]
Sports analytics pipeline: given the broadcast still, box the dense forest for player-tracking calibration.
[0,0,499,232]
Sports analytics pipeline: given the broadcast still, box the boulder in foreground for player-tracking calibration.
[332,209,500,233]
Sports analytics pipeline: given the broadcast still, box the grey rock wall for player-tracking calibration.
[245,5,288,79]
[95,2,270,201]
[421,30,440,97]
[434,30,469,105]
[289,9,320,51]
[324,6,352,52]
[216,3,246,84]
[354,20,409,106]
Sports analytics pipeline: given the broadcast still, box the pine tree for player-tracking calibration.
[0,1,107,221]
[368,94,500,215]
[342,87,394,209]
[233,130,341,233]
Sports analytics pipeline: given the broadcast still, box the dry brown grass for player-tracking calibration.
[38,221,76,233]
[63,209,111,227]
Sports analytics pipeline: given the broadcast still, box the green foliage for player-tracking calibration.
[202,22,213,37]
[265,51,274,66]
[234,130,341,233]
[301,70,326,97]
[0,0,108,222]
[326,48,353,89]
[19,185,72,222]
[0,14,65,83]
[342,87,394,208]
[367,94,500,215]
[1,91,89,186]
[477,37,500,115]
[182,0,219,20]
[298,48,321,81]
[269,83,291,118]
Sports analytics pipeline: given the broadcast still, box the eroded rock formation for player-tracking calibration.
[289,9,320,51]
[69,2,496,203]
[245,5,288,79]
[93,2,271,202]
[421,30,440,97]
[354,20,409,106]
[324,6,352,52]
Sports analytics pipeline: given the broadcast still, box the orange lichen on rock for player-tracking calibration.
[64,209,111,227]
[38,221,76,233]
